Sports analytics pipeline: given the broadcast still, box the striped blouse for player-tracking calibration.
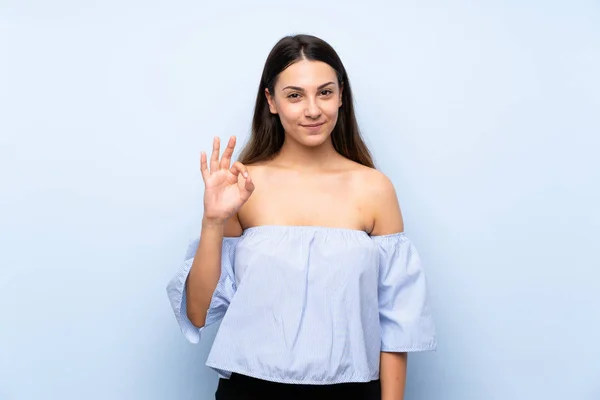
[166,225,437,384]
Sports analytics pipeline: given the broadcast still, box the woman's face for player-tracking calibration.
[266,59,343,148]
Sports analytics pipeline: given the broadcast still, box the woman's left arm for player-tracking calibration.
[380,352,407,400]
[366,170,408,400]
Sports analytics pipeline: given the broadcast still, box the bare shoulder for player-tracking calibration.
[244,162,271,180]
[223,163,268,237]
[230,161,272,231]
[352,165,394,195]
[345,162,393,199]
[353,166,404,236]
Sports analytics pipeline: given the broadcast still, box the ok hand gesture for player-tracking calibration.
[201,136,254,224]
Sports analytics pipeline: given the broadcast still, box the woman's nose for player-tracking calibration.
[304,99,322,118]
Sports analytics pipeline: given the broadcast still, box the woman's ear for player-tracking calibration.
[338,83,343,108]
[265,88,278,114]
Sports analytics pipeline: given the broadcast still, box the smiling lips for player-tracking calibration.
[301,122,325,132]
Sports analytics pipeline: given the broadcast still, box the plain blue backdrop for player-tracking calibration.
[1,1,599,399]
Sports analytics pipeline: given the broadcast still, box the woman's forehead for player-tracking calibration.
[276,60,338,89]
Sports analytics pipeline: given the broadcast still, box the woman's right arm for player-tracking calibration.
[185,214,243,328]
[183,135,254,328]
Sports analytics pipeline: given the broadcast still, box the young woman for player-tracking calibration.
[167,34,437,400]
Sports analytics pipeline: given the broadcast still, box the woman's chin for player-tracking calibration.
[291,127,333,147]
[300,133,331,147]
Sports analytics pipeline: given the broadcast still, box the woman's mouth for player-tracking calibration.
[301,122,325,132]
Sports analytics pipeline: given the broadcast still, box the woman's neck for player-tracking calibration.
[272,136,342,171]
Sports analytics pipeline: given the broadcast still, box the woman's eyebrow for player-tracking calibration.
[281,81,336,92]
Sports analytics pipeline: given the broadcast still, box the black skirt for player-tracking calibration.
[215,373,381,400]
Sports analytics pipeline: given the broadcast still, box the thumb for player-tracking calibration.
[242,176,255,198]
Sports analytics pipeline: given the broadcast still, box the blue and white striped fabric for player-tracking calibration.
[166,225,436,384]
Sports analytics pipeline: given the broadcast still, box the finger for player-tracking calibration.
[200,151,209,181]
[220,136,236,170]
[210,137,220,173]
[229,161,249,178]
[243,175,255,193]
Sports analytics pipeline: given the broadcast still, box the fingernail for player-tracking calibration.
[243,172,248,177]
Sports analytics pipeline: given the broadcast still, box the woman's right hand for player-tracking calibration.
[201,136,255,224]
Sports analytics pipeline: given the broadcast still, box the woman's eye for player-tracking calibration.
[320,89,333,96]
[288,93,300,99]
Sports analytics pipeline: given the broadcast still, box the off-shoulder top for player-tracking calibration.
[166,225,436,384]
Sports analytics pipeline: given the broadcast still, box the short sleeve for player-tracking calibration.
[165,236,239,344]
[373,233,437,352]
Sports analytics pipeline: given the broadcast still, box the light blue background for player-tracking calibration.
[1,1,599,399]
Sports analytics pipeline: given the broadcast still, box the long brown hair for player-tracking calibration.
[238,34,375,168]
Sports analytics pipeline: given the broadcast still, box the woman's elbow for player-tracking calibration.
[186,302,207,328]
